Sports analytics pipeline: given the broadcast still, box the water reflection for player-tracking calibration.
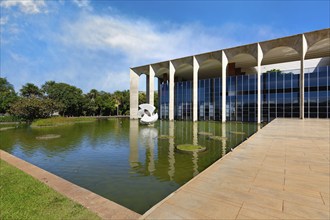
[129,120,139,168]
[0,119,262,214]
[222,122,226,157]
[140,127,157,174]
[168,121,175,180]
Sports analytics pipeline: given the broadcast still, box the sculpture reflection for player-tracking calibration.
[140,127,158,174]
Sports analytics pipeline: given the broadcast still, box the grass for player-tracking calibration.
[31,117,97,127]
[0,115,23,123]
[0,160,100,220]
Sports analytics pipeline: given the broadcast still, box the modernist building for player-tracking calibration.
[130,28,330,123]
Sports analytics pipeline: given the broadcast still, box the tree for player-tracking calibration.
[0,77,18,114]
[84,89,100,116]
[20,83,43,98]
[42,81,84,116]
[139,92,146,104]
[113,90,123,115]
[9,97,60,121]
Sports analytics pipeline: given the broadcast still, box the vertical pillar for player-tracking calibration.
[257,43,263,124]
[146,75,150,102]
[169,61,175,120]
[193,57,199,121]
[148,65,155,106]
[130,69,139,119]
[158,78,161,117]
[222,51,228,122]
[300,34,308,119]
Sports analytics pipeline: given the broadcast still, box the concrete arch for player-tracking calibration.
[195,51,222,65]
[198,58,222,79]
[304,28,329,48]
[261,46,300,65]
[306,38,330,59]
[260,35,302,55]
[225,44,258,61]
[229,53,257,66]
[175,63,193,81]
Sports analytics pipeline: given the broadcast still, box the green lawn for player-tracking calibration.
[0,160,100,220]
[31,117,97,127]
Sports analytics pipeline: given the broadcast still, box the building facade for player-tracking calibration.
[130,28,330,123]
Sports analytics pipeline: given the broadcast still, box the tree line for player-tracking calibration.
[0,77,157,121]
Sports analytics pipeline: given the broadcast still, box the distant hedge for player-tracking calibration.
[0,115,23,123]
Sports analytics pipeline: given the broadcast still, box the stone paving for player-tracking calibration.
[142,118,330,219]
[0,150,141,220]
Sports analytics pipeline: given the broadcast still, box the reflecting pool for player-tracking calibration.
[0,119,261,214]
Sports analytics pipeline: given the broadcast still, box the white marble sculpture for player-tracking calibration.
[138,104,158,124]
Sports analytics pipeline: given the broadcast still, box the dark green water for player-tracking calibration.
[0,119,261,214]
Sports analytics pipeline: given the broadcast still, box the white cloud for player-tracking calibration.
[9,51,29,63]
[72,0,92,11]
[54,12,282,92]
[0,0,47,14]
[1,3,282,93]
[0,16,8,25]
[59,14,239,67]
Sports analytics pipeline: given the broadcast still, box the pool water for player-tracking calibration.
[0,119,261,214]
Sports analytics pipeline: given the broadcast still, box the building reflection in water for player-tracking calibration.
[168,121,175,180]
[129,120,139,168]
[222,122,227,157]
[192,122,199,176]
[193,122,198,146]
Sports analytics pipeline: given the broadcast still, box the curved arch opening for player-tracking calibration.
[306,38,330,59]
[198,59,222,79]
[262,46,299,65]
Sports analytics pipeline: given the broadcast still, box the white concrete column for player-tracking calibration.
[148,65,155,106]
[158,78,161,115]
[221,51,228,122]
[257,43,263,124]
[130,69,139,119]
[193,56,199,121]
[146,75,150,102]
[300,34,308,119]
[169,61,175,120]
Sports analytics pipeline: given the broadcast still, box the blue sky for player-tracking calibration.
[1,0,329,93]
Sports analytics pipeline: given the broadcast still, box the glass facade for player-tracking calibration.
[198,78,222,121]
[174,81,193,120]
[159,82,169,119]
[304,66,329,118]
[261,70,300,121]
[158,66,330,122]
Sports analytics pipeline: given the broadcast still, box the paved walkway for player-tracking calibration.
[142,118,330,219]
[0,150,141,220]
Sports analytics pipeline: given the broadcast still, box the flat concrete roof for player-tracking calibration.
[132,28,330,77]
